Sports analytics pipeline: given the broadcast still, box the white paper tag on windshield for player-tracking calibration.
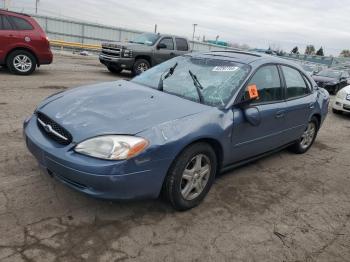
[212,66,239,72]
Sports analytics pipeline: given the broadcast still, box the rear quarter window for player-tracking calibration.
[9,16,34,30]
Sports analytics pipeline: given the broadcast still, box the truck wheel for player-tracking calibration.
[7,50,36,75]
[163,143,217,211]
[132,59,150,76]
[107,66,123,74]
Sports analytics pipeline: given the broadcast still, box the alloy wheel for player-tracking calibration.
[180,154,211,201]
[13,55,32,73]
[300,122,316,149]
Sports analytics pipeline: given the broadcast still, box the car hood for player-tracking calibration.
[37,80,211,142]
[312,75,338,83]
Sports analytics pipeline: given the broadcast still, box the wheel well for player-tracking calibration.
[181,138,223,171]
[5,48,38,65]
[134,55,152,66]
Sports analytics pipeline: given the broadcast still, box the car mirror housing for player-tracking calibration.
[243,106,261,126]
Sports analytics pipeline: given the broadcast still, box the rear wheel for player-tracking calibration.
[163,143,217,211]
[7,50,36,75]
[132,59,150,76]
[107,66,123,74]
[289,116,319,154]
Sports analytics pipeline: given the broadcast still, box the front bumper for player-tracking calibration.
[24,115,171,200]
[99,54,134,69]
[333,97,350,113]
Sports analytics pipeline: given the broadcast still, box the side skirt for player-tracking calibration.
[220,142,295,173]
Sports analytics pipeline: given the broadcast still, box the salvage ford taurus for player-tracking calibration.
[24,51,329,210]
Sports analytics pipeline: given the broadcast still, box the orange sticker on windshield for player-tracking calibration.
[248,85,259,99]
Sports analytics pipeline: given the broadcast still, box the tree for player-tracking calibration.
[316,47,324,56]
[340,49,350,57]
[291,46,299,54]
[305,45,316,55]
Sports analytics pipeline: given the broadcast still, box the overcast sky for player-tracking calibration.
[5,0,350,55]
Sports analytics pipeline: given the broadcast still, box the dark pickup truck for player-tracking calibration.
[99,33,190,75]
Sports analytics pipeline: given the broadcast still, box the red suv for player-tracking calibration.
[0,10,52,75]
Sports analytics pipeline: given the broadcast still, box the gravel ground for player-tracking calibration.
[0,53,350,262]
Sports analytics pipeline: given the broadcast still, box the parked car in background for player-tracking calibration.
[301,64,321,76]
[24,51,329,210]
[333,85,350,114]
[99,33,190,75]
[0,9,52,75]
[312,69,349,94]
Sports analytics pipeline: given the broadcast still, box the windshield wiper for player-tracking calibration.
[188,70,205,104]
[158,62,178,91]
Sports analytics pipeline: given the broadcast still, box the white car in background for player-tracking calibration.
[333,85,350,114]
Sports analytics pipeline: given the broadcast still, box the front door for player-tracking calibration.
[230,65,289,163]
[153,37,176,65]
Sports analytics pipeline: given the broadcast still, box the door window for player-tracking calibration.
[175,38,189,51]
[8,16,34,30]
[159,37,174,50]
[282,66,310,99]
[0,15,13,30]
[245,65,283,103]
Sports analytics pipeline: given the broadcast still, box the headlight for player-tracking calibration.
[347,94,350,100]
[122,49,133,57]
[74,135,149,160]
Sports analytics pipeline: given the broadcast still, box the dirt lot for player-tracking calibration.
[0,53,350,262]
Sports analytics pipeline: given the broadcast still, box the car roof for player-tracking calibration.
[191,50,298,66]
[0,9,30,17]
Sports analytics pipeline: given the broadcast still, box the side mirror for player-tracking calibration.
[157,43,167,49]
[243,107,261,126]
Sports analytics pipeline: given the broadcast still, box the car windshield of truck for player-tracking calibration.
[129,33,160,46]
[316,70,341,79]
[131,56,250,107]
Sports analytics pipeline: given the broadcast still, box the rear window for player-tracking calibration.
[175,38,189,51]
[0,15,13,30]
[8,16,34,30]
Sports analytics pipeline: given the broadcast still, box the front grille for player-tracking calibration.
[101,47,121,58]
[36,112,73,145]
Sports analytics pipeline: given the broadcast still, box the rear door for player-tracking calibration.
[153,37,176,65]
[175,37,190,55]
[0,14,18,63]
[280,65,316,141]
[231,65,289,162]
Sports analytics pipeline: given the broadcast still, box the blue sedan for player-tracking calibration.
[24,51,329,210]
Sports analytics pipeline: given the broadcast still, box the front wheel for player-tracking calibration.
[163,143,217,211]
[132,59,150,76]
[289,117,319,154]
[7,50,36,75]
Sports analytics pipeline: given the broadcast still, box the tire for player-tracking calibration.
[289,116,319,154]
[132,59,150,76]
[163,143,217,211]
[7,50,36,75]
[107,66,123,74]
[332,108,342,114]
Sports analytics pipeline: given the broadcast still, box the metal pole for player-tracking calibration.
[154,24,157,33]
[192,23,197,50]
[35,0,38,14]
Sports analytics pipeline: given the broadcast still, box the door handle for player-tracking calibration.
[275,110,285,119]
[309,102,315,109]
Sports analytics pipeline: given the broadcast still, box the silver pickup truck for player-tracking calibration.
[99,33,190,75]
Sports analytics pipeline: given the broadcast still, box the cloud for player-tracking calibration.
[8,0,350,55]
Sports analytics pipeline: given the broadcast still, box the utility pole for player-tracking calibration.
[192,23,197,50]
[154,24,157,34]
[35,0,39,14]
